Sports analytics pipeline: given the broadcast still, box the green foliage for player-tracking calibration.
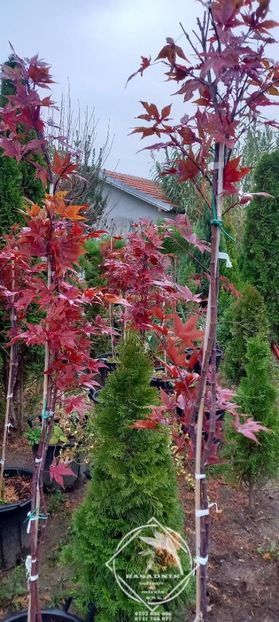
[239,125,279,193]
[25,423,68,447]
[19,159,44,204]
[241,151,279,340]
[0,55,44,212]
[65,332,192,621]
[47,490,66,515]
[24,427,42,446]
[153,153,202,221]
[0,565,26,611]
[0,153,23,236]
[220,284,269,385]
[222,337,279,496]
[80,239,105,288]
[49,424,68,445]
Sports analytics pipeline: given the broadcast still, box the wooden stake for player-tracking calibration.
[194,143,224,620]
[0,261,16,499]
[28,184,54,622]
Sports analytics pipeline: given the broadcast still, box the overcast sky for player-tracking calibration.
[1,1,279,178]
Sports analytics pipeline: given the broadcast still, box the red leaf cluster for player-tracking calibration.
[128,0,279,198]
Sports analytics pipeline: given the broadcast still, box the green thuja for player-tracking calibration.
[241,151,279,340]
[65,332,193,621]
[223,337,279,511]
[221,284,269,385]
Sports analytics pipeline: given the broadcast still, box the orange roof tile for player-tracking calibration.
[104,170,174,208]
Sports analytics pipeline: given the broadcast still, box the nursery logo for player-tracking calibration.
[106,517,196,614]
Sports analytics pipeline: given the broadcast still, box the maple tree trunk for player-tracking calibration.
[194,143,224,621]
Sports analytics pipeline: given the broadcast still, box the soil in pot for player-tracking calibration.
[0,468,32,570]
[1,472,31,505]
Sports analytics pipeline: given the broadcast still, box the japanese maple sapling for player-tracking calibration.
[0,49,113,622]
[128,0,279,616]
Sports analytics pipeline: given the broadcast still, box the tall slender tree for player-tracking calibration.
[128,1,279,617]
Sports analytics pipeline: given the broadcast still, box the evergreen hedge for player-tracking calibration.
[241,151,279,340]
[220,284,269,385]
[222,336,279,510]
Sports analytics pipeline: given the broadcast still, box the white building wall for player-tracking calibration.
[100,184,174,234]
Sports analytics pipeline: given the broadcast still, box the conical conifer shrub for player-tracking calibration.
[65,332,193,621]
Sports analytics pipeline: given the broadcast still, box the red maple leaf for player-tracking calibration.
[173,314,204,347]
[156,38,188,65]
[223,156,251,195]
[130,419,159,430]
[52,151,78,178]
[176,158,200,182]
[64,394,89,418]
[126,56,151,85]
[49,461,76,488]
[235,417,269,444]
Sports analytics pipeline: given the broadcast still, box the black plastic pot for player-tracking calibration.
[32,443,80,492]
[150,367,174,394]
[215,346,223,371]
[0,601,96,622]
[88,388,100,404]
[0,468,32,569]
[96,351,118,384]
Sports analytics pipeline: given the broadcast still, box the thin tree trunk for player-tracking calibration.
[194,143,224,621]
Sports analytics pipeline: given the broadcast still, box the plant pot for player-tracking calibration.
[96,351,118,383]
[32,444,80,492]
[0,605,96,622]
[215,347,223,371]
[88,388,100,404]
[150,367,173,393]
[0,468,32,569]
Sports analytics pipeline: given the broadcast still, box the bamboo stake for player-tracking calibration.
[194,143,224,620]
[194,285,211,619]
[28,185,54,622]
[0,260,16,499]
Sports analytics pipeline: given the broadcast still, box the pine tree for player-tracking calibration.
[241,151,279,340]
[65,333,193,621]
[223,337,279,511]
[221,284,269,385]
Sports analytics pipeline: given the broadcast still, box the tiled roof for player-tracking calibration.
[104,170,174,211]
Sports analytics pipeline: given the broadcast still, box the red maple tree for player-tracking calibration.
[128,1,279,617]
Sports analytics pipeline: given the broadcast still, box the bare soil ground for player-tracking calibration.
[182,477,279,622]
[1,436,279,621]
